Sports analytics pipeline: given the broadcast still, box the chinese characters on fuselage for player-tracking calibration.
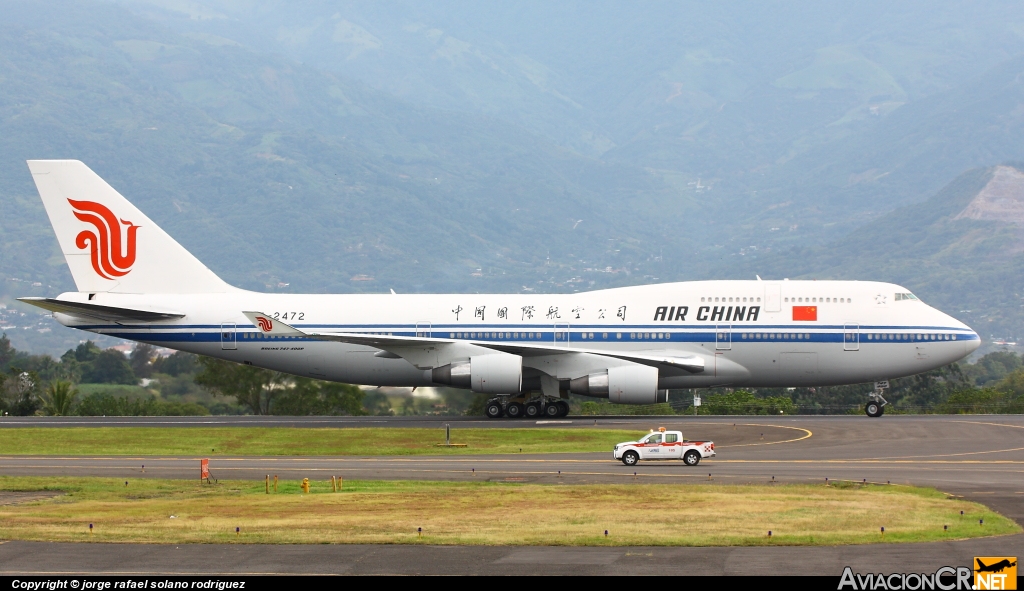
[447,304,761,323]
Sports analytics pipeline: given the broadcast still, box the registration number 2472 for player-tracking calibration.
[270,312,305,320]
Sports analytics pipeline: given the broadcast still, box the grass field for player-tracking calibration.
[0,477,1016,546]
[0,427,644,456]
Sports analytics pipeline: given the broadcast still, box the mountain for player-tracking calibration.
[0,0,687,302]
[4,1,1024,355]
[736,164,1024,346]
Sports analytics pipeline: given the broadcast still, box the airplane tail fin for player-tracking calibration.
[27,160,235,294]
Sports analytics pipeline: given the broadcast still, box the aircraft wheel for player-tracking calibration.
[683,450,701,466]
[556,401,570,417]
[543,402,561,418]
[865,401,884,418]
[505,401,525,419]
[524,401,541,418]
[621,451,639,466]
[485,401,504,419]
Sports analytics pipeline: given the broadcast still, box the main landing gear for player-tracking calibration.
[485,396,569,419]
[865,380,889,418]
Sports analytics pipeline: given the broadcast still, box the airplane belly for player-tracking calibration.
[196,341,431,386]
[307,344,428,385]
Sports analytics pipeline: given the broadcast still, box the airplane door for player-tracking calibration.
[844,323,859,351]
[716,324,732,350]
[220,323,236,350]
[554,323,570,347]
[415,322,431,337]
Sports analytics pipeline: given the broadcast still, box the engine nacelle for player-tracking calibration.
[431,354,522,394]
[569,365,664,404]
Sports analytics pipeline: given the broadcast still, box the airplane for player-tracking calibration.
[976,558,1016,573]
[18,160,980,419]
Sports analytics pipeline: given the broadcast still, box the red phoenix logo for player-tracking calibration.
[256,317,273,332]
[68,199,139,279]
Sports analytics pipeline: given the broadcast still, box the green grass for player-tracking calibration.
[0,427,644,456]
[0,476,1015,546]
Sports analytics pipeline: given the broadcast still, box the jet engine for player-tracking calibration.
[431,353,522,394]
[569,365,665,404]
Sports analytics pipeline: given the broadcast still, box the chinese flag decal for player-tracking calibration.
[792,306,817,321]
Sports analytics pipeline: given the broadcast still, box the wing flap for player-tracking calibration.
[19,297,185,323]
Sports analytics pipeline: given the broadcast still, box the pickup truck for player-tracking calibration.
[613,429,715,466]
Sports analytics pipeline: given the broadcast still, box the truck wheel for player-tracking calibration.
[524,401,541,418]
[865,401,884,417]
[485,401,504,419]
[622,451,639,466]
[555,401,570,417]
[505,401,525,419]
[683,450,701,466]
[543,403,561,418]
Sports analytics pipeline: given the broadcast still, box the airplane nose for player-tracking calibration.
[965,331,981,356]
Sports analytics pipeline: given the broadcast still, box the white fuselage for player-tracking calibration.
[53,279,979,392]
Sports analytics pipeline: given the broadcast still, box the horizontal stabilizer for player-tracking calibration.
[19,297,185,323]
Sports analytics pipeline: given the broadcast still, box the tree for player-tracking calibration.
[129,343,156,379]
[270,378,366,415]
[0,334,15,371]
[319,382,366,416]
[152,351,198,376]
[74,341,101,363]
[997,367,1024,399]
[194,357,288,415]
[42,380,77,416]
[0,369,41,416]
[82,350,137,384]
[362,390,394,415]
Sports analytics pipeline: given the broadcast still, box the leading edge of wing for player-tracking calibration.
[241,311,705,373]
[20,297,185,323]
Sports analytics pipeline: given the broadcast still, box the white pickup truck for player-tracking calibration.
[613,429,715,466]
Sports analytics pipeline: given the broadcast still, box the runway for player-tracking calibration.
[1,415,1022,575]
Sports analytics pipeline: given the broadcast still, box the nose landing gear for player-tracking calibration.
[865,381,889,417]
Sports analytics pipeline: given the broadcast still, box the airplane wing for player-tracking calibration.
[19,297,185,323]
[242,311,704,373]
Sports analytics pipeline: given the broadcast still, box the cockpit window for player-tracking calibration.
[895,293,919,301]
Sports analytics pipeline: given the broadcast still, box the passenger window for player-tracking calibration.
[645,434,662,444]
[665,434,678,443]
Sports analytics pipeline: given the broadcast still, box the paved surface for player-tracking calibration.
[0,537,1019,576]
[1,415,1022,575]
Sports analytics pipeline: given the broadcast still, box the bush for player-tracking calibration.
[577,401,676,415]
[75,392,209,416]
[696,390,795,415]
[937,388,1024,414]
